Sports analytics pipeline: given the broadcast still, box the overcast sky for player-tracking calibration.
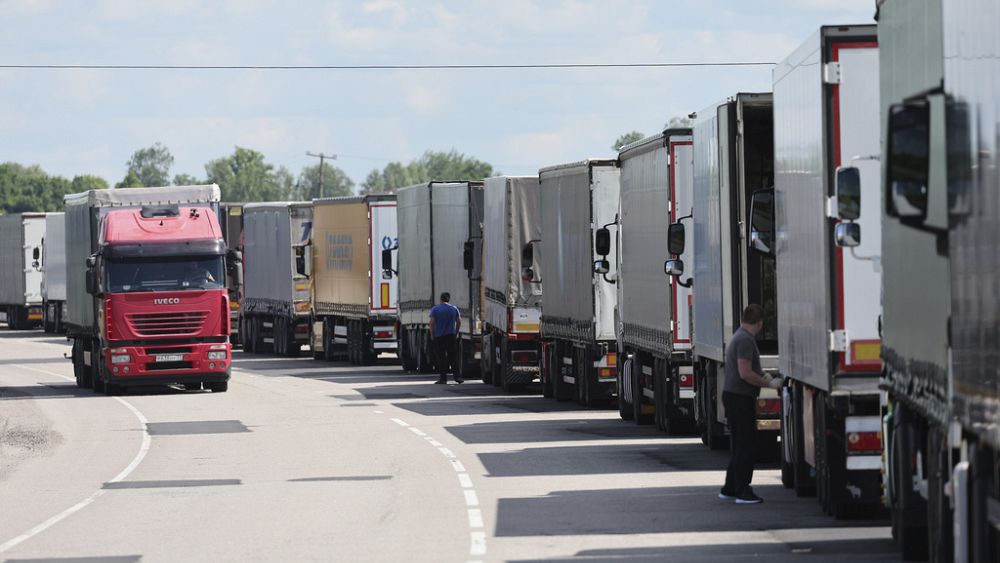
[0,0,874,188]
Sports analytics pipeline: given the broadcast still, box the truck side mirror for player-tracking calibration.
[835,223,861,247]
[885,100,929,221]
[667,223,685,255]
[594,228,611,256]
[664,259,684,277]
[593,259,610,275]
[32,247,40,260]
[86,255,97,269]
[295,246,309,277]
[463,241,474,271]
[381,248,396,279]
[228,249,243,264]
[836,167,861,221]
[748,189,775,255]
[85,268,98,295]
[521,242,534,268]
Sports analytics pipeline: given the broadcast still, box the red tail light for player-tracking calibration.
[846,431,882,454]
[678,373,694,387]
[756,398,781,416]
[374,330,392,339]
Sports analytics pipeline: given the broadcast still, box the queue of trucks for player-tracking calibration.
[2,2,996,559]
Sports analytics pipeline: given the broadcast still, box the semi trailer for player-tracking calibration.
[667,93,781,453]
[40,212,67,333]
[311,195,398,365]
[393,181,483,378]
[772,25,884,514]
[240,202,313,357]
[878,0,1000,559]
[64,185,231,393]
[0,212,46,330]
[538,159,620,406]
[482,176,542,391]
[612,130,697,433]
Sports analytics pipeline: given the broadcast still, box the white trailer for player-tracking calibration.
[538,159,620,407]
[667,93,781,455]
[40,212,67,333]
[240,202,313,357]
[482,176,542,391]
[614,130,697,433]
[0,212,46,330]
[311,195,398,365]
[394,181,484,378]
[772,25,883,514]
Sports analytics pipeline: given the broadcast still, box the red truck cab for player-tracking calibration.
[90,205,231,393]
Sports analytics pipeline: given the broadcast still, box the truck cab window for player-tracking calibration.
[107,256,225,293]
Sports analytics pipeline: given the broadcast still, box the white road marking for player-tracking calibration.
[374,410,384,414]
[0,365,152,555]
[470,532,487,556]
[385,416,486,558]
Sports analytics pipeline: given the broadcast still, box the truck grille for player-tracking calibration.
[127,312,208,336]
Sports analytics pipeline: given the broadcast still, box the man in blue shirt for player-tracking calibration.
[429,292,463,384]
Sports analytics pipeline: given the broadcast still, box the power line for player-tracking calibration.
[0,61,776,70]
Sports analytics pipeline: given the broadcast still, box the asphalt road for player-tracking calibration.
[0,330,899,562]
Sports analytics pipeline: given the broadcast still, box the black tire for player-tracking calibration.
[104,381,120,396]
[417,333,434,373]
[285,319,300,358]
[208,381,228,393]
[73,341,93,389]
[92,346,106,394]
[359,322,376,365]
[552,342,572,401]
[491,334,503,388]
[653,358,666,431]
[42,301,53,333]
[618,354,634,421]
[399,327,418,371]
[892,404,929,561]
[500,337,515,393]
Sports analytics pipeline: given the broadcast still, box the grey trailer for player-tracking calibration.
[41,212,67,333]
[667,93,781,454]
[614,130,697,433]
[538,159,620,407]
[394,182,483,379]
[0,212,46,329]
[240,202,313,357]
[772,25,884,514]
[879,0,1000,559]
[482,176,542,391]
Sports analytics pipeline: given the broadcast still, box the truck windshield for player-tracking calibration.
[107,256,225,293]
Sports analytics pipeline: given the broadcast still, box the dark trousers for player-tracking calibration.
[722,391,757,495]
[434,333,458,380]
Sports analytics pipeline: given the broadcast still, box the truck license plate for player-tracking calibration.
[155,354,184,363]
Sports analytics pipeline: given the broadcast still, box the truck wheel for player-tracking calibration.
[926,426,953,561]
[416,333,433,373]
[653,360,666,431]
[92,347,106,394]
[892,404,929,560]
[208,381,229,393]
[500,338,516,393]
[73,341,92,389]
[491,335,503,388]
[618,354,634,421]
[480,332,493,384]
[285,320,300,358]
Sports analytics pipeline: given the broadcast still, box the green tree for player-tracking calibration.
[295,162,353,200]
[612,131,645,151]
[0,162,87,213]
[116,169,144,188]
[172,173,201,186]
[121,142,174,187]
[70,175,108,193]
[204,146,291,202]
[361,150,495,194]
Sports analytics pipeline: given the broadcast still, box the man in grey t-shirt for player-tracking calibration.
[719,304,783,504]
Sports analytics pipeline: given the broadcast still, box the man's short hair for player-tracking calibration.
[440,292,451,302]
[742,304,764,324]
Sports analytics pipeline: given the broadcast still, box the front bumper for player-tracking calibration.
[105,342,231,383]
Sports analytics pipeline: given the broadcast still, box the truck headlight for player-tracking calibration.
[208,351,227,360]
[111,354,131,364]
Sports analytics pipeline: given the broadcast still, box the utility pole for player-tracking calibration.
[305,151,337,198]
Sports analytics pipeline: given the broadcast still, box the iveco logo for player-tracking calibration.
[154,298,180,305]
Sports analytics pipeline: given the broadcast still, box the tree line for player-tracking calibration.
[0,143,498,214]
